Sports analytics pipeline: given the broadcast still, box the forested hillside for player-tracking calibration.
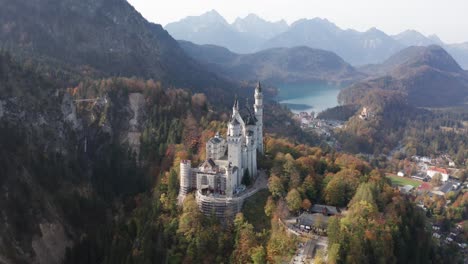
[0,53,208,263]
[340,46,468,107]
[0,52,318,263]
[0,0,240,104]
[333,88,468,159]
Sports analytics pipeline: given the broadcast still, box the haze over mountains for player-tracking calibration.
[165,10,468,68]
[165,10,288,55]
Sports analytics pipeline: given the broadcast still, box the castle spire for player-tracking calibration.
[233,96,239,112]
[255,82,262,93]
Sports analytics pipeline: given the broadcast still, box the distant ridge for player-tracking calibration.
[165,11,468,68]
[339,45,468,107]
[179,40,364,85]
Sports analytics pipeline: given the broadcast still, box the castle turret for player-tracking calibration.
[254,82,264,153]
[228,119,243,172]
[180,160,192,196]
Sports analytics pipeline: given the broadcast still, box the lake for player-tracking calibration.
[276,83,342,115]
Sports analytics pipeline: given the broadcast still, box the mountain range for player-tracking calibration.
[165,10,288,54]
[165,10,468,68]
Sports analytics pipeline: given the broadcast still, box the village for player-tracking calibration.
[292,111,344,152]
[387,154,467,253]
[289,109,468,262]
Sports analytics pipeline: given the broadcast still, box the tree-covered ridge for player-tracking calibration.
[339,46,468,108]
[334,88,468,158]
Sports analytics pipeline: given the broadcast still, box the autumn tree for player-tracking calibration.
[264,196,276,217]
[286,189,302,213]
[251,246,266,264]
[302,198,312,211]
[231,213,258,264]
[269,175,284,199]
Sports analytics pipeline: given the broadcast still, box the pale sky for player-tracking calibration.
[127,0,468,44]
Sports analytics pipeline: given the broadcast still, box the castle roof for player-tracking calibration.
[230,117,240,125]
[201,158,217,170]
[245,114,257,125]
[244,107,257,125]
[209,137,223,144]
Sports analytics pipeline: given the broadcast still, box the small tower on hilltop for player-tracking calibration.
[254,82,264,153]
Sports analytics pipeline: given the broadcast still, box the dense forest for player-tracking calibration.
[62,132,457,263]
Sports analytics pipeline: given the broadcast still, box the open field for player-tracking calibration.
[386,174,422,187]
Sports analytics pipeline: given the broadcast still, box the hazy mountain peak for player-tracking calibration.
[393,29,442,46]
[289,17,338,31]
[189,9,228,25]
[243,13,262,21]
[364,27,388,36]
[428,34,444,45]
[201,9,226,21]
[231,13,289,40]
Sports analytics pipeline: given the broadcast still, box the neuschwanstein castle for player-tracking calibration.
[179,83,263,217]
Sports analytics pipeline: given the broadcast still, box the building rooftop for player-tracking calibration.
[400,185,414,194]
[310,204,340,215]
[439,181,454,194]
[297,213,330,228]
[429,167,449,174]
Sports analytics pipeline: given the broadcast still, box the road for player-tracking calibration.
[233,169,268,199]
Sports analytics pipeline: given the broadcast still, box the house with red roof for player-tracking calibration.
[426,167,449,182]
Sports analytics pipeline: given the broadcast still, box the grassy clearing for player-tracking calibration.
[387,174,422,187]
[242,189,271,231]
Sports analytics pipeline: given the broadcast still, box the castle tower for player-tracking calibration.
[254,82,264,153]
[225,164,235,197]
[228,100,243,179]
[180,160,192,196]
[246,131,254,179]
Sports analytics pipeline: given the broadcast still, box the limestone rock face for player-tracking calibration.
[32,223,72,264]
